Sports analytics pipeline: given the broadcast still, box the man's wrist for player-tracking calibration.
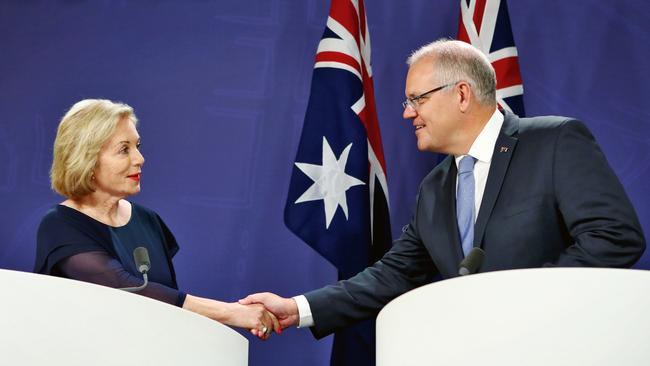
[292,295,315,328]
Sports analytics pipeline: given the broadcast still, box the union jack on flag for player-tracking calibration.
[458,0,525,116]
[284,0,391,364]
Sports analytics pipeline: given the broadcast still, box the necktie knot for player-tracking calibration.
[458,155,476,174]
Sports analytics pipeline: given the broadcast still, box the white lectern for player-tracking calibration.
[0,269,247,366]
[377,268,650,366]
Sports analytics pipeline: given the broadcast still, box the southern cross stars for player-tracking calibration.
[294,137,365,229]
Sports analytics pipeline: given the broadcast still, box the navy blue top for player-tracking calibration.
[34,203,186,306]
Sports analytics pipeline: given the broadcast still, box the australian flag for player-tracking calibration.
[284,0,392,365]
[458,0,525,116]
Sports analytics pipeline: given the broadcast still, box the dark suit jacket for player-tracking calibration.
[304,111,646,339]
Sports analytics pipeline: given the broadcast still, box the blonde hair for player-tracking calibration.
[407,39,497,106]
[50,99,138,198]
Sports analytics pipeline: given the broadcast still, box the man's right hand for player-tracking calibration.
[239,292,299,335]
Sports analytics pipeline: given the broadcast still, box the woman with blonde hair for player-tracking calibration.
[34,99,277,339]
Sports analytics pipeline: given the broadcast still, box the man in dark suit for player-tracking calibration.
[241,39,645,339]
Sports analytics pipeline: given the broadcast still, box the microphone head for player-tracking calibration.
[458,247,485,276]
[133,246,151,274]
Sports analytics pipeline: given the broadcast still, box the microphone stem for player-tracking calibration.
[120,273,149,293]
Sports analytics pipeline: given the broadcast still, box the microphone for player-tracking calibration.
[133,246,151,274]
[120,246,150,293]
[458,247,485,276]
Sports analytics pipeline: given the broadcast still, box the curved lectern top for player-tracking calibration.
[0,269,247,366]
[377,268,650,366]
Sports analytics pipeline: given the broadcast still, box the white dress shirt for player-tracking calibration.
[294,108,504,328]
[454,108,503,220]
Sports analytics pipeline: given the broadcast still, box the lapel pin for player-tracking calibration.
[499,146,509,153]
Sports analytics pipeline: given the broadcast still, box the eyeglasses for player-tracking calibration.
[402,83,454,110]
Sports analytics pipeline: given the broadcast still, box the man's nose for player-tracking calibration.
[403,105,417,119]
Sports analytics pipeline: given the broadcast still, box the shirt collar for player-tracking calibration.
[455,108,503,166]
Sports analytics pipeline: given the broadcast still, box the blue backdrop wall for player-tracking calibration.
[1,1,648,365]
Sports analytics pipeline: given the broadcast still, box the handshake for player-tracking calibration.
[223,292,298,340]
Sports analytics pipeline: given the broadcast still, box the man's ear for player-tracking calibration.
[456,81,472,113]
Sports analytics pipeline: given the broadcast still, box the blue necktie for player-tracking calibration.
[457,155,477,257]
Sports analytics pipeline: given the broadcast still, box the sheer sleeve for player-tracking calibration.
[55,251,187,307]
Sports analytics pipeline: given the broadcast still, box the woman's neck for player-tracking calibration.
[62,194,130,227]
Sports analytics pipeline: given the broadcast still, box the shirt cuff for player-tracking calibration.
[292,295,314,328]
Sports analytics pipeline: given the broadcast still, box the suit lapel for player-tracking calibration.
[474,112,519,248]
[431,156,465,266]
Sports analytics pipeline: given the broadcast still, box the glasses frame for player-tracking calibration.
[402,83,455,110]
